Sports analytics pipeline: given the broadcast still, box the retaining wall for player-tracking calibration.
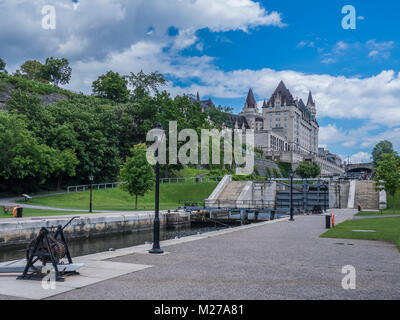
[0,212,167,248]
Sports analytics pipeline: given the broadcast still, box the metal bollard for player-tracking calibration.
[325,214,331,229]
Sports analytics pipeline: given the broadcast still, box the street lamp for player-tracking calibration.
[149,122,164,254]
[289,167,294,221]
[89,173,94,213]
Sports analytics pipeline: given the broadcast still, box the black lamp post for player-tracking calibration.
[89,173,94,213]
[149,123,164,254]
[289,168,294,221]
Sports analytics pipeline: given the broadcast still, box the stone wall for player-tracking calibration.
[0,213,167,248]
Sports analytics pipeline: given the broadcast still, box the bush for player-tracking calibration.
[272,168,281,178]
[232,174,258,181]
[278,162,291,178]
[265,167,271,179]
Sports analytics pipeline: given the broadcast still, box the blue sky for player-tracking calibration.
[1,0,400,163]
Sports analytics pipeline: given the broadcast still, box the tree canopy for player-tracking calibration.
[19,60,48,83]
[127,70,166,99]
[295,161,321,179]
[0,58,5,72]
[92,71,129,103]
[41,57,72,86]
[373,153,400,213]
[120,144,155,209]
[0,70,230,193]
[372,140,397,167]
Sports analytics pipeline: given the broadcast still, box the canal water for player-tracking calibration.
[0,223,241,263]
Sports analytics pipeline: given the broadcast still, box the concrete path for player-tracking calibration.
[51,209,399,300]
[0,194,150,215]
[0,195,110,213]
[0,209,167,223]
[1,209,399,300]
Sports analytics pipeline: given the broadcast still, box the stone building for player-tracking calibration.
[192,81,345,176]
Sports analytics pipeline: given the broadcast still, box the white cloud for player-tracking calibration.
[0,0,286,65]
[336,41,349,51]
[348,152,371,164]
[366,40,394,60]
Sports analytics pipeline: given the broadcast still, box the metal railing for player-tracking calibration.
[66,182,124,193]
[66,176,223,193]
[182,199,275,209]
[159,176,223,184]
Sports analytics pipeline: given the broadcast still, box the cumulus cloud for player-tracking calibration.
[0,0,285,66]
[348,152,371,164]
[366,40,395,60]
[1,0,400,146]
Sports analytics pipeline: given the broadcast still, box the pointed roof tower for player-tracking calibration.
[262,100,268,108]
[245,88,257,108]
[196,91,200,101]
[267,81,296,107]
[307,90,315,107]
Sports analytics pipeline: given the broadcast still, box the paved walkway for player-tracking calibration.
[52,209,400,300]
[1,209,399,300]
[0,194,141,214]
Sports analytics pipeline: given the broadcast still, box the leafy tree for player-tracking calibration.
[41,57,72,86]
[127,70,166,99]
[0,58,5,72]
[295,161,321,179]
[120,144,155,209]
[278,162,291,178]
[374,153,400,214]
[372,140,396,167]
[205,105,232,129]
[0,111,77,186]
[19,60,48,82]
[6,90,121,184]
[92,71,129,103]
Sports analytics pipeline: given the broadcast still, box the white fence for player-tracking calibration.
[66,176,223,193]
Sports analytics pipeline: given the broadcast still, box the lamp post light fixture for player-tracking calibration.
[149,122,164,255]
[89,173,94,213]
[289,168,294,221]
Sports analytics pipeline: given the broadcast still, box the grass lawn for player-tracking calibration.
[356,211,400,216]
[179,167,210,177]
[0,208,89,219]
[321,217,400,251]
[21,182,218,211]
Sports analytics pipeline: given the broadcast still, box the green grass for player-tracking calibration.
[356,211,400,216]
[0,208,89,219]
[21,182,218,211]
[179,167,210,178]
[321,217,400,251]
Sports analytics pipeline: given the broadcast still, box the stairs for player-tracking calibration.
[218,181,247,200]
[355,181,379,209]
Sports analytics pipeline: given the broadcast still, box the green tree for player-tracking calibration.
[0,111,77,184]
[92,71,129,103]
[19,60,48,82]
[295,161,321,179]
[374,153,400,214]
[205,105,232,129]
[0,58,5,72]
[41,57,72,86]
[372,140,396,167]
[127,70,166,99]
[120,144,155,209]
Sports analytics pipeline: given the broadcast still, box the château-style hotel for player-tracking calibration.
[193,81,344,176]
